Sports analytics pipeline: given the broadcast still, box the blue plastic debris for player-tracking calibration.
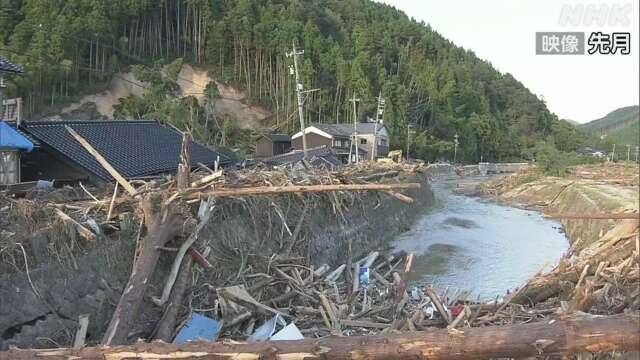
[0,122,33,152]
[173,314,223,344]
[359,267,370,287]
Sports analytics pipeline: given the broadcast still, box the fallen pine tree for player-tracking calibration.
[1,313,637,360]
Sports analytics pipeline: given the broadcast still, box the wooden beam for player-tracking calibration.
[72,314,89,349]
[190,170,223,188]
[383,190,414,204]
[543,212,640,220]
[54,208,96,241]
[2,314,638,360]
[188,183,421,199]
[65,126,137,196]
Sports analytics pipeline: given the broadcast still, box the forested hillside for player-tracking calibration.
[580,106,639,147]
[1,0,576,162]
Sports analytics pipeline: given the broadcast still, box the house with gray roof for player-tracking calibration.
[291,123,389,163]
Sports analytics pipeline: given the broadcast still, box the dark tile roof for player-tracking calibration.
[0,56,23,75]
[261,145,340,167]
[309,122,382,136]
[20,120,232,181]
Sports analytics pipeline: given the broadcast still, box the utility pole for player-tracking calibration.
[287,40,308,160]
[611,143,616,162]
[371,92,385,161]
[636,146,639,163]
[349,93,361,164]
[626,144,631,162]
[453,133,459,164]
[406,124,412,161]
[0,76,4,117]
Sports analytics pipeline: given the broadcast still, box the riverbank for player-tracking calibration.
[0,162,434,349]
[480,163,639,319]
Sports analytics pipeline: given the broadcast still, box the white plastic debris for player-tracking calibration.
[270,323,304,341]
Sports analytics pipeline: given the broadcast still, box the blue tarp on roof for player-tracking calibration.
[0,121,33,151]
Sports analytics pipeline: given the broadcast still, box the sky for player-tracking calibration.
[376,0,639,123]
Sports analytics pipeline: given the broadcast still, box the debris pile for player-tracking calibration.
[1,147,428,349]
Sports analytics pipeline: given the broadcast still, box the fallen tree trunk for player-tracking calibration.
[101,195,183,345]
[190,182,421,199]
[6,314,637,360]
[543,212,640,220]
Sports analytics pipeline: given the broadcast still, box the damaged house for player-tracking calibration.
[254,133,291,158]
[1,120,232,186]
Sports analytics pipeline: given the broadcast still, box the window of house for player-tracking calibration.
[379,138,388,146]
[0,151,19,185]
[334,139,350,148]
[360,138,367,145]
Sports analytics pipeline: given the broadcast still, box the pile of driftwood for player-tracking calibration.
[509,218,640,317]
[211,251,439,339]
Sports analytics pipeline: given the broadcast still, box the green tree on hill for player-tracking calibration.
[1,0,580,160]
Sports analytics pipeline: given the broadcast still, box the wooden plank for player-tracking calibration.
[191,170,223,188]
[73,314,89,349]
[54,208,96,241]
[65,126,137,196]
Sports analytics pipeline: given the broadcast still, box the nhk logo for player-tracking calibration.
[559,3,634,27]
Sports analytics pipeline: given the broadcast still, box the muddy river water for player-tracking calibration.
[392,177,569,300]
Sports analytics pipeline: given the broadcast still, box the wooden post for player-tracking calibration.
[176,132,191,190]
[72,315,89,349]
[4,314,638,360]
